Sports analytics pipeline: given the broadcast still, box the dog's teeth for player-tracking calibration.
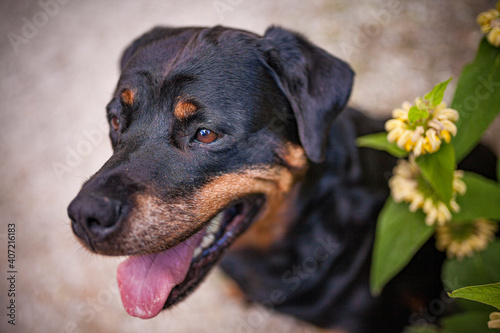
[201,236,213,249]
[208,211,224,235]
[193,211,225,258]
[193,247,202,258]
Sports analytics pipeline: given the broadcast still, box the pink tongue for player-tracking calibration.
[117,233,203,319]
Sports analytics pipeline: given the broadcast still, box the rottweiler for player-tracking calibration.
[68,26,497,332]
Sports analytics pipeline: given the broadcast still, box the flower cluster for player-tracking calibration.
[384,75,498,269]
[477,3,500,48]
[385,99,458,157]
[369,18,500,330]
[435,218,498,260]
[389,157,466,226]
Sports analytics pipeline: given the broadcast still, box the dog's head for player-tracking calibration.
[68,25,353,319]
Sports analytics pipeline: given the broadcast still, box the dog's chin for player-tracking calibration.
[116,194,266,319]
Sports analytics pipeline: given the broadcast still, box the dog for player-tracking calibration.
[68,26,497,332]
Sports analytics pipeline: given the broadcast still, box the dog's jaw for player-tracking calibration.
[116,195,265,318]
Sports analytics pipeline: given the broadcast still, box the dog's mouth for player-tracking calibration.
[116,194,265,319]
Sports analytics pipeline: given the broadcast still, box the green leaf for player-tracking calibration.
[443,241,500,292]
[424,76,453,106]
[448,282,500,310]
[452,172,500,222]
[443,241,500,312]
[452,38,500,162]
[408,106,429,124]
[370,198,435,295]
[356,133,408,158]
[403,325,439,333]
[441,312,492,333]
[416,143,455,204]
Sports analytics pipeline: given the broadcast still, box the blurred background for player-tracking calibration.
[0,0,498,332]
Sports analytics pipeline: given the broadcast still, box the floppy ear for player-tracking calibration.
[259,26,354,163]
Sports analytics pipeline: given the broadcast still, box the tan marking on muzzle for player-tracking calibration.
[191,165,295,221]
[100,164,297,255]
[104,198,197,255]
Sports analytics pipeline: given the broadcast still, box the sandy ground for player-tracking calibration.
[0,0,498,332]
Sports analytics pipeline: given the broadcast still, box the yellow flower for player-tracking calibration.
[436,219,498,260]
[389,158,466,226]
[477,3,500,47]
[489,312,500,330]
[385,99,458,157]
[488,27,500,47]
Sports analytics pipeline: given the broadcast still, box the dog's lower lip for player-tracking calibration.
[162,195,265,308]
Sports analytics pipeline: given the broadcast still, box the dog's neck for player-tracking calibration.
[221,109,390,331]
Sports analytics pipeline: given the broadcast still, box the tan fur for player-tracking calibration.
[193,166,295,220]
[231,144,307,251]
[280,143,308,170]
[120,88,135,105]
[174,99,197,120]
[230,181,300,252]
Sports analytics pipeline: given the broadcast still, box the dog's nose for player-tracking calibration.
[68,194,124,242]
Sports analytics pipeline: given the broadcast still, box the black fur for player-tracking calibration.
[68,25,497,332]
[259,26,354,163]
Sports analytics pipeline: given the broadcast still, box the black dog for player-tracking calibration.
[68,26,497,332]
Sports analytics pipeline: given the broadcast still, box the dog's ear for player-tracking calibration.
[259,26,354,163]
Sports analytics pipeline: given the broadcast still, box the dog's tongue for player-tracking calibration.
[117,233,202,319]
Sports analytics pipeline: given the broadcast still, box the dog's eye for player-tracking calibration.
[195,128,220,144]
[110,115,120,131]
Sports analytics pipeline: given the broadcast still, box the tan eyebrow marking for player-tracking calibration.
[174,98,197,120]
[120,89,135,105]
